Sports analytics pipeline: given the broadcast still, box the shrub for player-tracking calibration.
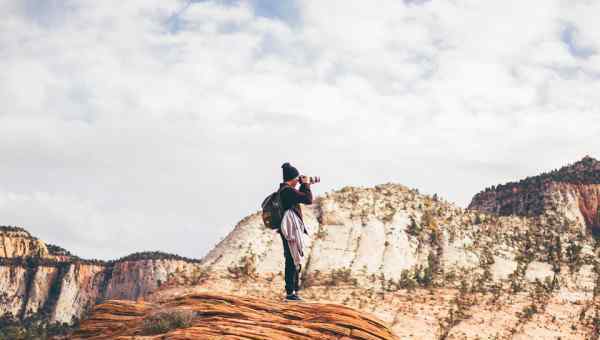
[406,217,421,237]
[114,251,200,264]
[326,268,357,286]
[398,270,417,292]
[415,263,434,288]
[142,309,193,335]
[301,270,321,289]
[46,244,74,257]
[566,241,584,273]
[315,228,328,240]
[421,211,436,229]
[437,284,475,340]
[190,267,210,285]
[227,254,258,281]
[0,317,74,340]
[518,305,537,322]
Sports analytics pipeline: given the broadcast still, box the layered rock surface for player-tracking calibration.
[72,292,398,340]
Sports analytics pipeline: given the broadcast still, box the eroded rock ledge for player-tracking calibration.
[71,292,398,340]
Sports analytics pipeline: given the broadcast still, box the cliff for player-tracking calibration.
[469,156,600,233]
[0,226,48,258]
[0,227,202,330]
[71,292,398,340]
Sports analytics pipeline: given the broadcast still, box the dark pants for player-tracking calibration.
[280,233,301,295]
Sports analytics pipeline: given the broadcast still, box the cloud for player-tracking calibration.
[0,0,599,259]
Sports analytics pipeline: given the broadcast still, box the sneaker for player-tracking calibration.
[286,293,303,301]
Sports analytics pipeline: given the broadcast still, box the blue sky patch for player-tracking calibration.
[561,23,596,59]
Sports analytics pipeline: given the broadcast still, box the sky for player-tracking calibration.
[0,0,599,260]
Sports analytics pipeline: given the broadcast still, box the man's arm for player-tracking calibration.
[285,183,313,205]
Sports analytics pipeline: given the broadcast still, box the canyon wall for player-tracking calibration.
[0,226,202,325]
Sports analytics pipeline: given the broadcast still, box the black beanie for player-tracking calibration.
[282,162,300,181]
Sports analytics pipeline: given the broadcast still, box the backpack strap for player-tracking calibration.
[277,185,291,211]
[278,183,292,194]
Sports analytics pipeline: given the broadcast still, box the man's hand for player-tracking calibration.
[299,176,319,184]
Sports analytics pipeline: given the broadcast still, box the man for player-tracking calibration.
[279,162,313,301]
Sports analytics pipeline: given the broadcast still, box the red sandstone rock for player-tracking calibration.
[71,292,399,340]
[469,157,600,233]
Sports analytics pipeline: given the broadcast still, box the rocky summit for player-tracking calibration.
[2,157,600,339]
[470,156,600,233]
[72,292,398,340]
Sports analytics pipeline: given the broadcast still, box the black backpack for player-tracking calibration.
[261,186,288,229]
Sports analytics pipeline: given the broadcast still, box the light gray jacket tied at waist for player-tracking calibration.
[280,209,310,268]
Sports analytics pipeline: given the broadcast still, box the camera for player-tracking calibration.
[299,175,320,184]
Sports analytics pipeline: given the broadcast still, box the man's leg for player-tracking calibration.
[280,233,295,295]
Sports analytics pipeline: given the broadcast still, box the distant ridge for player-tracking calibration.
[475,156,600,196]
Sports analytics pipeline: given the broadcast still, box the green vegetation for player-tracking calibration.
[508,277,556,337]
[46,244,73,257]
[477,156,600,195]
[301,270,321,289]
[0,316,75,340]
[566,240,584,273]
[326,267,357,286]
[591,310,600,340]
[436,281,475,340]
[384,269,417,292]
[415,254,436,288]
[471,247,495,293]
[314,227,328,240]
[113,251,201,264]
[406,216,421,236]
[141,309,193,335]
[227,253,258,281]
[0,225,31,236]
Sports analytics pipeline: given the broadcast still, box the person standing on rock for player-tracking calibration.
[278,162,316,301]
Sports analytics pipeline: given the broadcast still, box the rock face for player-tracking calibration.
[469,156,600,233]
[200,183,522,286]
[50,263,107,324]
[0,226,48,258]
[72,292,399,340]
[24,265,59,318]
[104,258,200,300]
[0,264,28,318]
[0,226,202,326]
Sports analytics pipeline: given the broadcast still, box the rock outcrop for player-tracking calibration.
[469,156,600,233]
[200,183,531,287]
[0,227,202,327]
[0,226,48,258]
[72,292,398,340]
